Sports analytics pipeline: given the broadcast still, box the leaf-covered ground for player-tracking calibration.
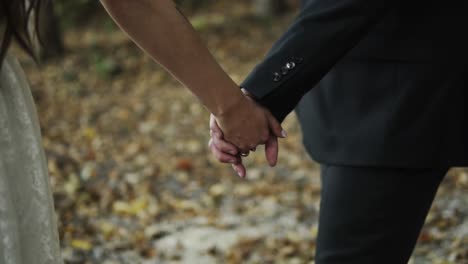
[20,3,467,264]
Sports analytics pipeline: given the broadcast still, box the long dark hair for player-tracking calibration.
[0,0,42,64]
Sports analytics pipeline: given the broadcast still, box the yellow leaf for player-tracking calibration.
[82,127,96,140]
[71,239,92,251]
[112,198,148,216]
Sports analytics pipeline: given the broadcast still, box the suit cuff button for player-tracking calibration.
[280,66,289,75]
[286,62,296,69]
[273,72,282,82]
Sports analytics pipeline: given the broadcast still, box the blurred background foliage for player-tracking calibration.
[40,0,298,64]
[53,0,214,28]
[51,0,294,28]
[53,0,104,28]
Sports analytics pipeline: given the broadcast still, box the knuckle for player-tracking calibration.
[219,145,230,153]
[216,138,227,148]
[217,139,227,147]
[215,153,223,161]
[211,148,218,156]
[212,147,219,155]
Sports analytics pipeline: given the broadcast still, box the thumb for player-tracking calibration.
[266,111,286,138]
[264,134,279,167]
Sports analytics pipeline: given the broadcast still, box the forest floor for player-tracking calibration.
[20,3,467,264]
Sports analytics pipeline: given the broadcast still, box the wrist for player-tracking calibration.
[212,88,246,119]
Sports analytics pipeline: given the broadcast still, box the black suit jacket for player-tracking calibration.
[241,0,468,168]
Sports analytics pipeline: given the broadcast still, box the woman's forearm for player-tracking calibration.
[100,0,245,116]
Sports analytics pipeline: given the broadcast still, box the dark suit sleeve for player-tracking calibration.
[241,0,398,122]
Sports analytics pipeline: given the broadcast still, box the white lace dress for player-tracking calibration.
[0,54,62,264]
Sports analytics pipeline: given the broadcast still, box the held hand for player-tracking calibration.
[208,115,246,177]
[213,91,286,154]
[208,110,283,178]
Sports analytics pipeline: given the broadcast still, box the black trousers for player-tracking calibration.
[315,164,449,264]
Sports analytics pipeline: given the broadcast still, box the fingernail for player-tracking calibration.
[281,130,288,138]
[233,168,243,178]
[229,150,237,155]
[230,159,237,164]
